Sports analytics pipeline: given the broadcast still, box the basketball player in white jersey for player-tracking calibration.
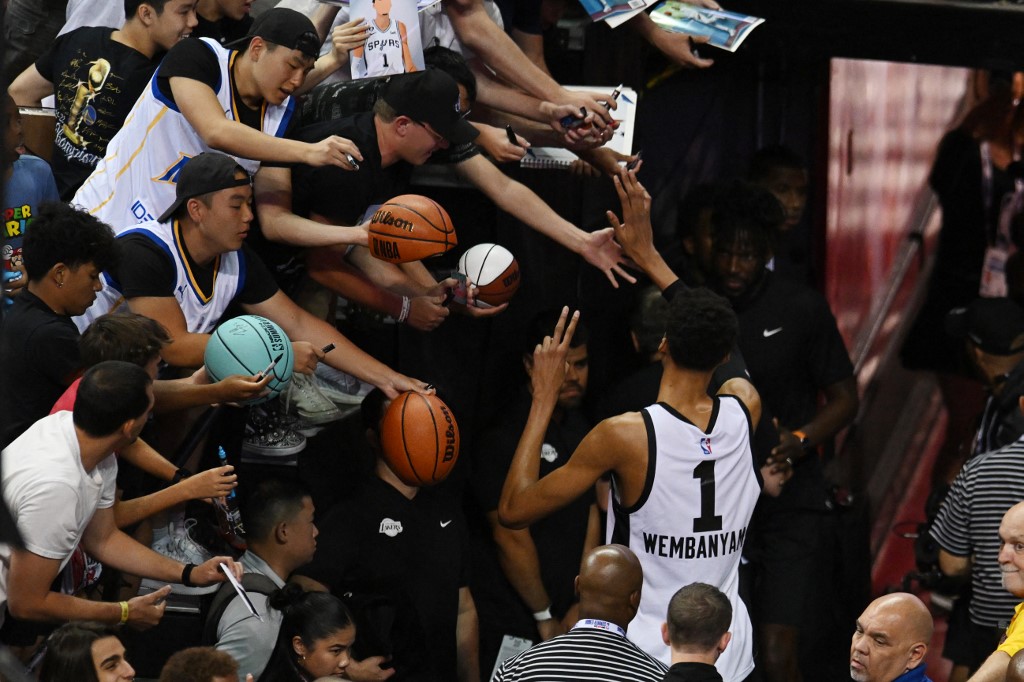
[351,0,417,78]
[498,296,789,681]
[72,8,363,233]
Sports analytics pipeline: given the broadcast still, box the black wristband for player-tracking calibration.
[181,563,197,587]
[172,468,192,484]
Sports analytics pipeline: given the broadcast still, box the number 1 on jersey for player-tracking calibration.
[693,459,723,532]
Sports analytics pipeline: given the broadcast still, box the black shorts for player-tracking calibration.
[747,507,831,627]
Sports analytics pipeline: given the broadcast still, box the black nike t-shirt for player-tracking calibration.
[192,12,254,46]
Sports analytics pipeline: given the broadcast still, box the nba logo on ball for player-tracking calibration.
[204,315,294,404]
[458,243,521,308]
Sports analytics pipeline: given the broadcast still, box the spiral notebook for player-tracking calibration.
[521,85,637,170]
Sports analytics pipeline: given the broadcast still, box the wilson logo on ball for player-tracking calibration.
[371,209,415,232]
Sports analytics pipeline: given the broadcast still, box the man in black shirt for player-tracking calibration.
[294,389,478,681]
[0,203,117,449]
[662,583,733,682]
[706,181,858,681]
[8,0,199,199]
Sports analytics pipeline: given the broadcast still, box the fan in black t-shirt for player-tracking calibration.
[7,0,199,199]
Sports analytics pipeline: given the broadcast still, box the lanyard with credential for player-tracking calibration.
[572,619,627,637]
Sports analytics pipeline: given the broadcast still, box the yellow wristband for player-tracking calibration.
[119,600,129,625]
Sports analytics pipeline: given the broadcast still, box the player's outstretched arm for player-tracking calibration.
[254,167,367,248]
[499,309,624,527]
[171,77,360,168]
[455,155,633,287]
[608,168,680,292]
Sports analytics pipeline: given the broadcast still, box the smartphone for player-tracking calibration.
[446,272,469,306]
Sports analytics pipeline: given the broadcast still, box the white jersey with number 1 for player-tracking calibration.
[606,396,760,682]
[364,19,405,76]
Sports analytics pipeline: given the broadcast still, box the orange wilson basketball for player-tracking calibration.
[368,195,457,264]
[458,243,521,307]
[380,392,461,486]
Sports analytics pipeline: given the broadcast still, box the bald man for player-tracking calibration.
[970,502,1024,682]
[491,544,668,681]
[850,593,933,682]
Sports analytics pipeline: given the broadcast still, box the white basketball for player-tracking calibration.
[458,243,521,308]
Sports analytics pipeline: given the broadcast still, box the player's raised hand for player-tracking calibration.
[607,168,653,264]
[306,135,363,169]
[331,18,371,59]
[580,227,635,288]
[126,585,171,629]
[531,307,581,404]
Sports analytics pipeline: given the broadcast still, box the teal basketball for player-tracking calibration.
[204,315,294,404]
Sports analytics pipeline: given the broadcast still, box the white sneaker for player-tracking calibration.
[143,519,217,595]
[314,364,373,405]
[285,373,343,424]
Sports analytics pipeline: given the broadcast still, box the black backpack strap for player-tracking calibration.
[201,572,280,645]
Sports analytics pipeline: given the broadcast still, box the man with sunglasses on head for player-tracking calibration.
[72,7,361,235]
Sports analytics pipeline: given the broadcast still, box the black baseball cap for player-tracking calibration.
[945,297,1024,356]
[224,8,321,60]
[380,70,478,146]
[157,153,250,224]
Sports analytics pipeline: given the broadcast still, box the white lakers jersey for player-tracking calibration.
[364,20,405,76]
[71,38,296,233]
[607,397,760,682]
[74,219,246,334]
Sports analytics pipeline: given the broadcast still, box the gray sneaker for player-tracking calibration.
[314,364,373,405]
[285,372,344,424]
[141,519,218,596]
[243,404,307,457]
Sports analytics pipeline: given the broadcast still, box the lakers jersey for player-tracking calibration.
[71,38,296,233]
[74,219,246,334]
[364,20,405,76]
[607,397,760,682]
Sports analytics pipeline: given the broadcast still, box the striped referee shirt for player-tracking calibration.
[492,620,669,681]
[930,436,1024,627]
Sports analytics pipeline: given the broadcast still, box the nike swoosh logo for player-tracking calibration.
[763,327,783,338]
[440,520,452,528]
